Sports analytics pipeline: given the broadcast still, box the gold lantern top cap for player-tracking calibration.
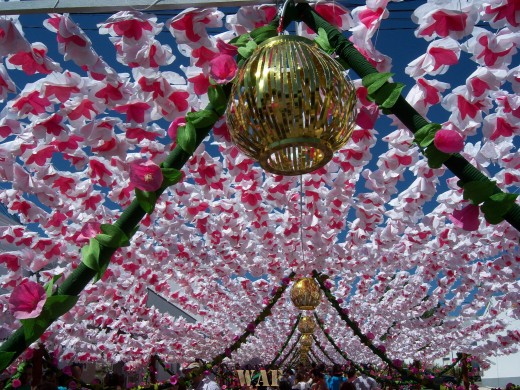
[256,34,315,48]
[290,277,321,310]
[226,33,357,176]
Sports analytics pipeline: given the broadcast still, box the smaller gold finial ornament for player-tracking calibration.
[298,316,316,335]
[300,334,313,347]
[226,35,357,176]
[290,277,321,310]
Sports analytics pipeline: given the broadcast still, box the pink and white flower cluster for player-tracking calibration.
[0,0,518,373]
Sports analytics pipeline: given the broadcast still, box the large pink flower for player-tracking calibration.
[209,54,238,84]
[129,159,163,192]
[9,280,47,319]
[434,129,465,153]
[449,204,480,231]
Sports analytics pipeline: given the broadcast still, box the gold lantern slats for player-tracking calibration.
[298,316,316,335]
[290,277,321,310]
[227,35,357,175]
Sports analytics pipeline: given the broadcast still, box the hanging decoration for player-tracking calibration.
[300,334,314,348]
[298,348,310,365]
[290,277,321,310]
[297,315,316,335]
[226,35,357,175]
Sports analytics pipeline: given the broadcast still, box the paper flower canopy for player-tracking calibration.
[0,0,518,373]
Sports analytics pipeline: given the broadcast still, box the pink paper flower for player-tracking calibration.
[434,129,464,153]
[366,332,375,340]
[167,116,186,140]
[246,322,256,333]
[9,280,47,319]
[12,379,22,388]
[216,39,238,56]
[449,204,480,231]
[77,221,101,244]
[129,159,163,192]
[209,54,238,84]
[170,375,178,385]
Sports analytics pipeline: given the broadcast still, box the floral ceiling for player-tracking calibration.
[0,0,519,372]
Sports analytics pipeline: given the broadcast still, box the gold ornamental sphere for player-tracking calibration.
[290,277,321,310]
[226,35,357,176]
[300,334,313,347]
[298,316,316,335]
[299,354,310,364]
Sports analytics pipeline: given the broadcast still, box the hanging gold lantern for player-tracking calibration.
[300,334,313,348]
[226,35,357,176]
[290,277,321,310]
[298,315,316,335]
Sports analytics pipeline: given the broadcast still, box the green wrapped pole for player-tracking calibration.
[313,313,364,373]
[287,348,300,367]
[309,347,326,365]
[311,334,336,364]
[295,2,520,232]
[438,355,464,376]
[277,334,302,368]
[307,350,318,364]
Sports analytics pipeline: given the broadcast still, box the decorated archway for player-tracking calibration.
[0,0,518,386]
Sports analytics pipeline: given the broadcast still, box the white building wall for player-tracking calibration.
[481,316,520,388]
